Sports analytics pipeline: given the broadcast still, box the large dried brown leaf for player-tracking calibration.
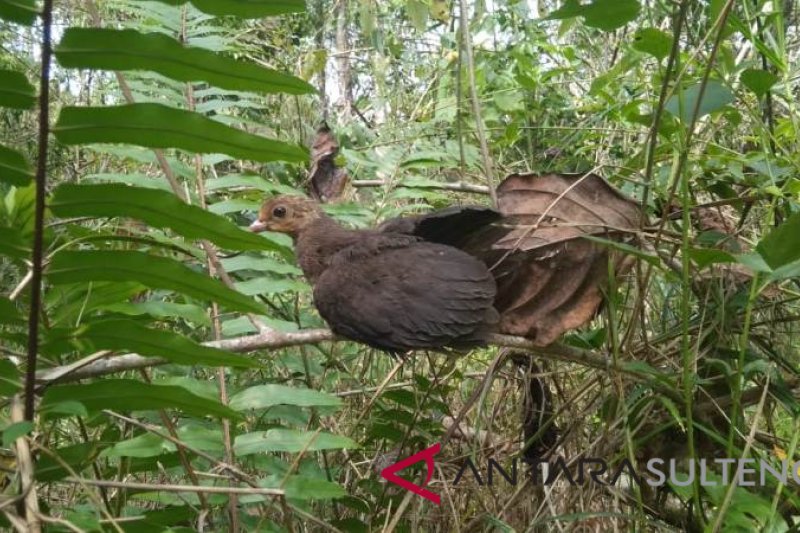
[481,172,642,345]
[307,125,349,202]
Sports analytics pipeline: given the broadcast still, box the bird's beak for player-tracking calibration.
[249,220,267,233]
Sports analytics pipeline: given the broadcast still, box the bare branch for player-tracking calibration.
[352,180,490,195]
[36,328,335,383]
[60,478,284,496]
[36,328,688,402]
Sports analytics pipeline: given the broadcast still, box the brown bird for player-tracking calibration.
[250,173,641,351]
[249,196,498,354]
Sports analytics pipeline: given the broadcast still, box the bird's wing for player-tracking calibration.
[313,240,497,352]
[379,206,501,249]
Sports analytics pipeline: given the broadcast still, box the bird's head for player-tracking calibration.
[249,196,323,237]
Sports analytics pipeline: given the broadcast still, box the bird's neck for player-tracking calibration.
[294,216,362,283]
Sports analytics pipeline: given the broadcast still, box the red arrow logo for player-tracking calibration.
[380,443,441,505]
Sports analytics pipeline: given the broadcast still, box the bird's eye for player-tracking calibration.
[272,206,287,218]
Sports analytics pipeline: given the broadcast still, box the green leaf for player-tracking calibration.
[740,68,779,98]
[768,259,800,282]
[53,104,308,163]
[56,29,314,95]
[0,144,34,187]
[283,477,346,500]
[632,28,672,61]
[0,0,37,25]
[548,0,640,31]
[35,442,101,482]
[230,384,342,411]
[756,212,800,269]
[0,227,29,259]
[0,360,21,395]
[176,425,225,453]
[42,379,240,419]
[141,0,305,18]
[100,301,211,327]
[205,174,300,195]
[0,69,36,109]
[67,319,259,368]
[102,426,224,458]
[221,255,301,275]
[2,421,33,446]
[690,248,737,269]
[0,297,22,325]
[665,80,734,123]
[101,432,172,458]
[406,0,428,31]
[234,429,357,455]
[235,276,309,296]
[50,183,281,251]
[582,0,640,30]
[84,172,173,191]
[47,250,265,314]
[47,281,145,326]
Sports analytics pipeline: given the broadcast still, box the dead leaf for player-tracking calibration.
[307,125,349,202]
[462,172,642,345]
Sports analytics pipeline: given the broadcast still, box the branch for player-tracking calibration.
[24,0,55,423]
[36,328,336,383]
[352,180,490,195]
[36,327,654,390]
[60,478,284,496]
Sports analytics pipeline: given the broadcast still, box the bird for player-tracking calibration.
[249,196,498,354]
[250,173,641,351]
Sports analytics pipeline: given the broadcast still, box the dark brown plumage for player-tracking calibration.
[250,196,498,354]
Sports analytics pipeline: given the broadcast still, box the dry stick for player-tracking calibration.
[35,329,685,401]
[60,478,284,496]
[24,0,55,423]
[9,268,33,301]
[36,328,336,382]
[458,0,497,207]
[11,397,40,533]
[383,488,415,533]
[352,179,491,194]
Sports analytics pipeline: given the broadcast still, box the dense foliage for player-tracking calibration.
[1,0,800,531]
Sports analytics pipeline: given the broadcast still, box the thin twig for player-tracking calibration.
[59,478,284,496]
[458,0,497,206]
[352,179,490,194]
[11,397,40,533]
